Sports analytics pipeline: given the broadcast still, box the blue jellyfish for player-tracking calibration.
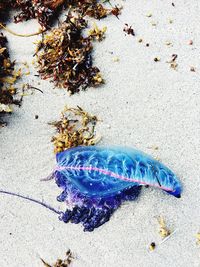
[0,146,182,232]
[55,146,182,231]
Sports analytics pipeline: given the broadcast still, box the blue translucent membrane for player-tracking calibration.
[56,146,182,198]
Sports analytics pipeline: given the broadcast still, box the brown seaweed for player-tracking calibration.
[12,0,109,29]
[41,249,74,267]
[35,15,104,94]
[0,33,21,125]
[49,105,101,153]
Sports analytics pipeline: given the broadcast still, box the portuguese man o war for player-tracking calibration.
[0,146,182,232]
[54,146,181,231]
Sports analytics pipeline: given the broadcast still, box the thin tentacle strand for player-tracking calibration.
[0,190,61,215]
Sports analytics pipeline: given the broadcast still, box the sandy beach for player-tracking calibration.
[1,1,200,266]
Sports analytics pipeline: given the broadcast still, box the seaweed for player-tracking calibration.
[13,0,63,29]
[12,0,109,29]
[123,23,135,36]
[0,33,21,125]
[35,15,104,94]
[41,249,74,267]
[49,106,101,153]
[158,216,171,238]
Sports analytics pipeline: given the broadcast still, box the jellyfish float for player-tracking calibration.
[0,146,182,231]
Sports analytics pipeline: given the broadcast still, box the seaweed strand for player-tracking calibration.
[0,23,44,37]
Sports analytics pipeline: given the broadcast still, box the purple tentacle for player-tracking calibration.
[0,190,61,215]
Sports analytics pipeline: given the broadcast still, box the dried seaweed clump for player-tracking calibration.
[13,0,109,29]
[14,0,64,29]
[0,33,21,125]
[35,16,104,94]
[0,0,110,29]
[41,249,74,267]
[76,0,108,19]
[50,106,101,153]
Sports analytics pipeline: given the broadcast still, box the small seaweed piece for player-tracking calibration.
[88,23,107,41]
[111,5,122,18]
[123,23,135,36]
[35,15,104,93]
[41,249,74,267]
[0,32,22,125]
[50,106,101,153]
[167,54,178,70]
[158,216,171,238]
[83,2,108,19]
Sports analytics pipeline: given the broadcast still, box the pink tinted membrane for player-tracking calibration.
[55,165,173,192]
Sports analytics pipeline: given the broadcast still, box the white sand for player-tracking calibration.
[1,1,200,266]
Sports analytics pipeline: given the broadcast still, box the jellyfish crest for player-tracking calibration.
[56,146,182,196]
